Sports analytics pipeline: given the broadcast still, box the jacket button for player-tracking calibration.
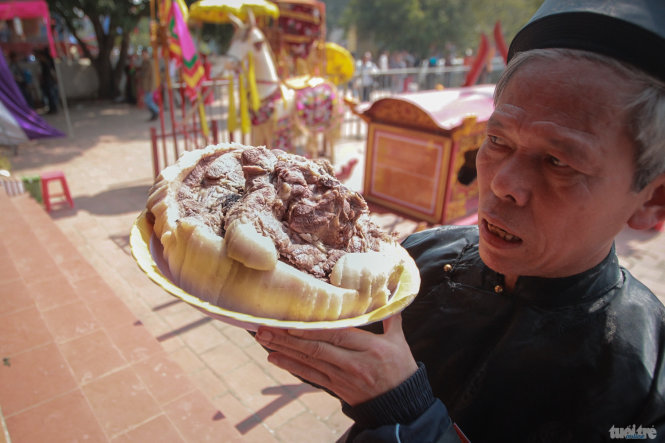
[494,285,503,294]
[443,264,452,272]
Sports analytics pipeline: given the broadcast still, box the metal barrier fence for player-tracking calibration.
[149,78,249,178]
[347,62,504,99]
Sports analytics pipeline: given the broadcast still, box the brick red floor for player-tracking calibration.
[0,192,247,442]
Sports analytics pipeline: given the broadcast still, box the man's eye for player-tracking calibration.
[548,155,568,167]
[488,135,505,145]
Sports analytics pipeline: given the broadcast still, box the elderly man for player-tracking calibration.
[255,1,665,441]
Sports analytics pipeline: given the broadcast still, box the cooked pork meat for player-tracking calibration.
[175,146,390,280]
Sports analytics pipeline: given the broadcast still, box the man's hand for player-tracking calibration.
[255,313,418,406]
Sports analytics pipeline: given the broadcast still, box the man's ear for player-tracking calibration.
[627,175,665,230]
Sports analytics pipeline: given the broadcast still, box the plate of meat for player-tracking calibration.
[130,143,420,330]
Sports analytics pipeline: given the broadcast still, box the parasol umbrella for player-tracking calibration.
[189,0,279,24]
[324,42,354,85]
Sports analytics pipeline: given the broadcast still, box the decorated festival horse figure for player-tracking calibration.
[224,11,344,162]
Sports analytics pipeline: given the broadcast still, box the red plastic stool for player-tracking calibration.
[40,170,74,212]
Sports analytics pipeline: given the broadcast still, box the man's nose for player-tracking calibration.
[490,154,534,206]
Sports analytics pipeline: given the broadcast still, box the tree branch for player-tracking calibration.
[51,3,95,61]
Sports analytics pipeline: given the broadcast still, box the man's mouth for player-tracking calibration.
[485,221,522,243]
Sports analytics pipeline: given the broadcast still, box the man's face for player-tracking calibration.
[476,56,652,284]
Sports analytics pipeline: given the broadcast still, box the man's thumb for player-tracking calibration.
[382,313,403,336]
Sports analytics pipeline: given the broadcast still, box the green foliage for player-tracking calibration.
[466,0,544,47]
[335,0,542,58]
[199,22,235,54]
[47,0,149,55]
[321,0,351,31]
[46,0,150,98]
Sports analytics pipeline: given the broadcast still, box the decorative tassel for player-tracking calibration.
[227,76,237,133]
[239,71,250,134]
[247,52,260,112]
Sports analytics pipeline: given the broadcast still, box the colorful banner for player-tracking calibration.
[165,0,205,103]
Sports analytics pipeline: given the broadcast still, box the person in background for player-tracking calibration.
[124,54,137,105]
[137,50,159,121]
[167,58,182,107]
[390,51,407,93]
[377,50,389,90]
[8,51,34,108]
[36,48,58,114]
[254,0,665,441]
[356,51,378,102]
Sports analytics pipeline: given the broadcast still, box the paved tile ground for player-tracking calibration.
[0,192,251,442]
[1,101,664,442]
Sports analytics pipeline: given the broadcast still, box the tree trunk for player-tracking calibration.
[93,56,115,100]
[46,0,151,103]
[113,33,131,96]
[92,23,117,100]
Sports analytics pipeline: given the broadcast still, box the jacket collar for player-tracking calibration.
[503,246,623,308]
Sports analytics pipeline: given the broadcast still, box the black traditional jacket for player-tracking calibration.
[343,226,665,442]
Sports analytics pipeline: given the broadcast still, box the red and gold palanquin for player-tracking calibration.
[359,85,495,225]
[264,0,327,77]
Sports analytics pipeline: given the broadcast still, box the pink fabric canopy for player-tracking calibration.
[0,1,57,57]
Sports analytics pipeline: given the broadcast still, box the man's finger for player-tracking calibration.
[256,327,357,369]
[279,326,373,351]
[257,329,361,387]
[382,313,404,338]
[266,347,335,387]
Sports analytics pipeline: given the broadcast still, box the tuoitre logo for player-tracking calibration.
[609,425,657,440]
